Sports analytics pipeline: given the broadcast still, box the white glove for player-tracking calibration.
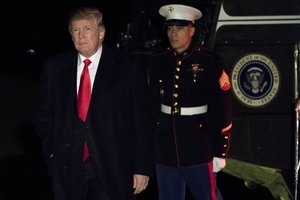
[212,157,226,173]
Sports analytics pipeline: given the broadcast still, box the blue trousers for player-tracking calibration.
[155,163,222,200]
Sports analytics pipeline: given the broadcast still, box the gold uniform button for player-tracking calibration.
[174,84,179,88]
[173,102,178,106]
[176,60,182,65]
[175,75,179,79]
[176,67,180,72]
[222,153,226,156]
[223,144,227,147]
[199,124,203,128]
[160,89,164,95]
[173,93,178,98]
[224,136,229,139]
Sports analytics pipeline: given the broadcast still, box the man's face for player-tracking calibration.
[70,18,105,58]
[167,25,195,54]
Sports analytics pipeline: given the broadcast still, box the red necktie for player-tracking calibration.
[77,58,92,161]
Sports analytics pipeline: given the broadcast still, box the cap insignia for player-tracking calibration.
[168,6,174,13]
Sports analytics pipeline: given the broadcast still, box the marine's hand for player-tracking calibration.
[133,174,149,195]
[212,157,226,173]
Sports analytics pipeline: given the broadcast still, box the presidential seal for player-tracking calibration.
[231,53,280,107]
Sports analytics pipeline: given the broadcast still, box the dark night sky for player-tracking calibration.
[1,0,212,59]
[2,0,137,57]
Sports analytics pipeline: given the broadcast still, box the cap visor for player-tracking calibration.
[165,19,193,26]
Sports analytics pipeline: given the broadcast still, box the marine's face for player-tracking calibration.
[167,25,195,54]
[70,18,105,58]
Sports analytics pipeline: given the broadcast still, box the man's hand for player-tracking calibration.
[212,157,226,173]
[133,174,149,195]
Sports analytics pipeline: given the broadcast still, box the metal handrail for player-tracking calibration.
[295,42,300,200]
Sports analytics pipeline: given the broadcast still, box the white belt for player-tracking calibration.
[161,104,208,115]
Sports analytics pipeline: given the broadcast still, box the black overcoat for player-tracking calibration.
[34,45,153,200]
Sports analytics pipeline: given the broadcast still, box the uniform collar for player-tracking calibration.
[170,41,197,59]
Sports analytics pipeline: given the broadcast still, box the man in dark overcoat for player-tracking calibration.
[34,6,153,200]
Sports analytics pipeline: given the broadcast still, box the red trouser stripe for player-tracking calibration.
[208,162,217,200]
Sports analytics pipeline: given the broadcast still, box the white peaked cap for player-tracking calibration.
[159,4,202,22]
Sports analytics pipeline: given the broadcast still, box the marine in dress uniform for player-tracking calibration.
[148,4,232,200]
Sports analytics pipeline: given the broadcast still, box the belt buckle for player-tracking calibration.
[172,107,180,115]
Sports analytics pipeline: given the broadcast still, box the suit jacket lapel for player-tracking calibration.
[90,45,116,105]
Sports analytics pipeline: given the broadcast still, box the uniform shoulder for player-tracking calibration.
[150,47,170,58]
[195,45,215,57]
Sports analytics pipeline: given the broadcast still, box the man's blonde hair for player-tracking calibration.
[68,7,105,33]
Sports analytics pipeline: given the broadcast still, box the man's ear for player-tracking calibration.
[190,26,196,37]
[99,30,105,40]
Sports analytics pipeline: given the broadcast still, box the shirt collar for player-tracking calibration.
[78,46,103,67]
